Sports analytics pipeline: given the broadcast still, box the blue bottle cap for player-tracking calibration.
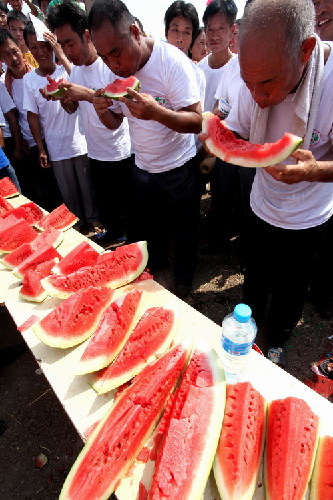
[233,303,252,323]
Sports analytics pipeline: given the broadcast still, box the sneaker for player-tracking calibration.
[267,347,286,367]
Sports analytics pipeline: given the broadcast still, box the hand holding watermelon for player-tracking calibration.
[265,148,321,184]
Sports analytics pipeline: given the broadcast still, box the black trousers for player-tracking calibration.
[130,156,200,286]
[90,155,134,236]
[243,209,332,348]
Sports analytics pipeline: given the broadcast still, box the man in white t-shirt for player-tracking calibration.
[47,0,133,243]
[89,0,202,298]
[221,0,333,366]
[23,21,99,229]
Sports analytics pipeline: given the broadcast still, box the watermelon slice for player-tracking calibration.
[52,241,99,275]
[35,203,78,231]
[0,177,19,198]
[92,306,177,394]
[147,342,226,500]
[45,76,68,98]
[76,288,143,375]
[0,195,13,216]
[214,382,266,500]
[1,227,63,270]
[41,241,148,299]
[13,244,61,279]
[0,218,38,253]
[310,435,333,500]
[102,76,140,100]
[201,111,303,168]
[4,202,44,225]
[265,397,319,500]
[33,286,114,348]
[19,258,59,302]
[59,341,191,500]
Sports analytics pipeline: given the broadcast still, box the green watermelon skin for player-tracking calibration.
[76,288,143,375]
[42,241,148,299]
[147,342,226,500]
[33,286,114,348]
[310,435,333,500]
[52,241,99,275]
[265,397,319,500]
[214,382,266,500]
[59,341,191,500]
[91,306,177,394]
[202,112,302,168]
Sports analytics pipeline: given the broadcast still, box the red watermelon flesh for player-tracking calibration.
[33,286,114,348]
[42,241,148,299]
[310,435,333,500]
[0,218,38,253]
[92,306,177,395]
[4,202,44,225]
[52,241,99,275]
[102,76,140,100]
[0,213,20,231]
[147,343,226,500]
[202,112,303,168]
[214,382,266,500]
[13,244,61,279]
[76,288,143,375]
[0,195,13,216]
[59,342,191,500]
[265,397,319,500]
[36,203,78,231]
[20,258,58,302]
[0,177,19,198]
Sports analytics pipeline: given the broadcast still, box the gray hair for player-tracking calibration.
[240,0,315,63]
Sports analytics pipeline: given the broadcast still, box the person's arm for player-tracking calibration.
[265,149,333,183]
[92,89,124,130]
[27,111,49,168]
[42,31,72,75]
[23,0,39,18]
[120,88,202,134]
[5,108,25,160]
[0,127,4,148]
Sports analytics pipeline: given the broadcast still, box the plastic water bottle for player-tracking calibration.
[220,303,257,383]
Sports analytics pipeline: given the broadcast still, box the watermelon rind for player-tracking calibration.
[147,340,226,500]
[32,286,114,348]
[59,341,192,500]
[264,397,319,500]
[102,76,140,100]
[91,306,178,394]
[213,382,266,500]
[41,241,148,299]
[76,289,144,375]
[310,435,333,500]
[202,111,303,168]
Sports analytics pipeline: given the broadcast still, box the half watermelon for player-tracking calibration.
[102,76,140,100]
[201,111,302,168]
[33,286,114,348]
[35,203,78,231]
[59,341,191,500]
[0,177,19,198]
[214,382,266,500]
[310,435,333,500]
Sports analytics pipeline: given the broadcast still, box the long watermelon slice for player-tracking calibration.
[52,241,99,275]
[4,202,44,225]
[33,286,114,348]
[76,288,143,375]
[0,195,13,216]
[202,111,302,168]
[92,306,177,394]
[147,342,226,500]
[19,258,59,302]
[0,218,38,253]
[214,382,266,500]
[35,203,78,231]
[310,435,333,500]
[0,177,19,198]
[13,244,61,279]
[59,341,192,500]
[265,397,319,500]
[102,76,140,100]
[42,241,148,299]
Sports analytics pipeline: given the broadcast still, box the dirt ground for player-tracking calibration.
[1,194,333,499]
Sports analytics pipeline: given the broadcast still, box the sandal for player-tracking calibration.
[319,358,333,380]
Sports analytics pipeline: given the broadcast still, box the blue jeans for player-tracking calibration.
[0,164,21,192]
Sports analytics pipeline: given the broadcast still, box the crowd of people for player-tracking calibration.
[0,0,332,368]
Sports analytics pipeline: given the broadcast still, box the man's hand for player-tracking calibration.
[39,150,50,168]
[60,82,94,103]
[92,88,113,116]
[265,149,320,184]
[120,88,160,120]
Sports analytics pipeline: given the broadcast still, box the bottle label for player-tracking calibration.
[222,338,253,356]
